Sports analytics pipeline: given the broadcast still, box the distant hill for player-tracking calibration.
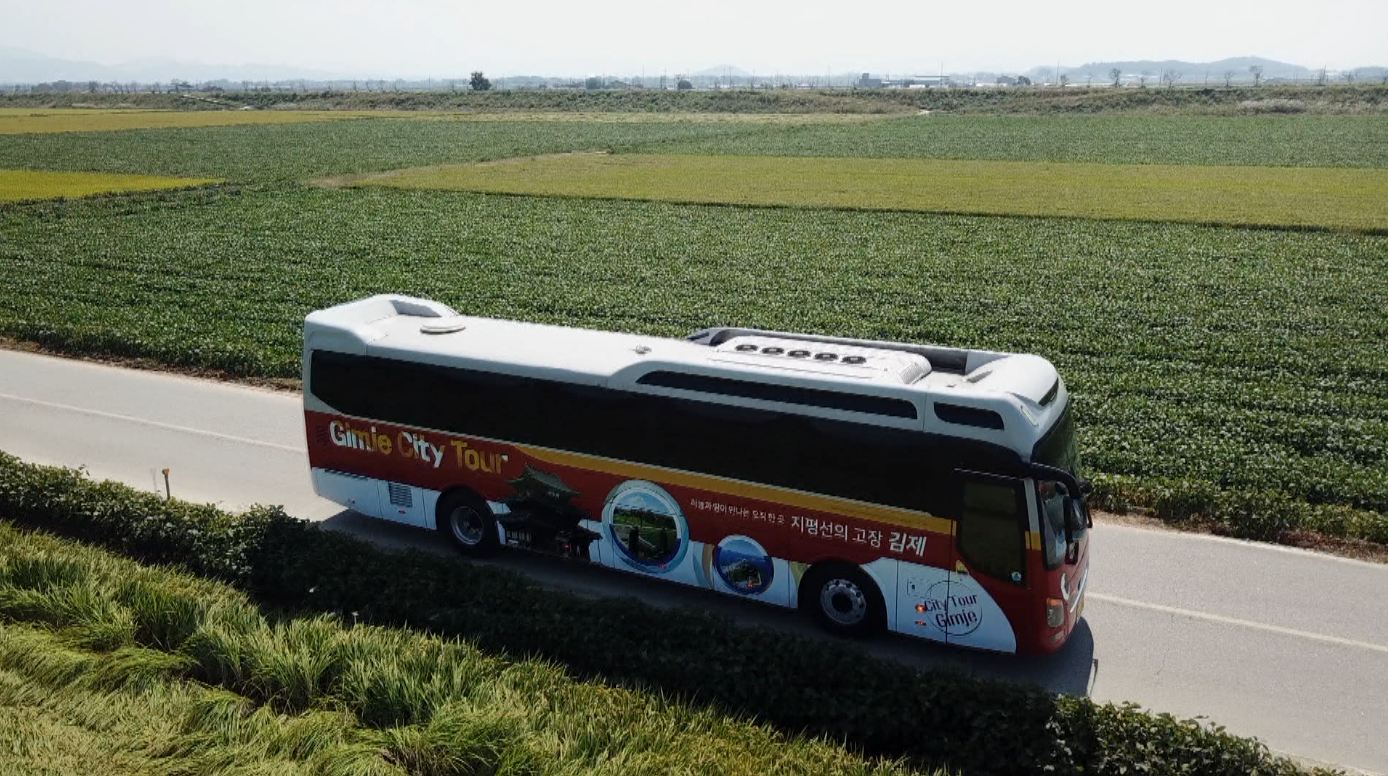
[1025,56,1319,85]
[0,46,341,85]
[690,64,753,78]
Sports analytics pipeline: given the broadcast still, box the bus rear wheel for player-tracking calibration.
[436,489,499,557]
[801,563,884,638]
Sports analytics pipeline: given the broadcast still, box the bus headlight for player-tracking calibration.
[1045,598,1065,628]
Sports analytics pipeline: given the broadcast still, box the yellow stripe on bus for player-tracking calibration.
[520,443,956,536]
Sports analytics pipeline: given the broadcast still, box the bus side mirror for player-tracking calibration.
[1064,499,1084,536]
[1063,500,1083,563]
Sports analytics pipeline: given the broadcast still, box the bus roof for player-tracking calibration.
[303,295,1068,457]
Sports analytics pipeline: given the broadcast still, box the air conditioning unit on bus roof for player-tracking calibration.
[713,336,931,384]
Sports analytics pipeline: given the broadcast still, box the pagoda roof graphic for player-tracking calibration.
[508,464,579,498]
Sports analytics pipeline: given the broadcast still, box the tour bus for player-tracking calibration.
[303,295,1091,654]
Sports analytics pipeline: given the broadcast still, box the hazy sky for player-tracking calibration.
[2,0,1383,77]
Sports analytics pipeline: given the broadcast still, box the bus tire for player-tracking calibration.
[436,488,499,557]
[801,562,885,638]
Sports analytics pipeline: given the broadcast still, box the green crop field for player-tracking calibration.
[0,117,776,182]
[346,153,1388,232]
[3,185,1385,539]
[0,169,218,203]
[0,109,1385,545]
[0,107,369,134]
[657,114,1388,168]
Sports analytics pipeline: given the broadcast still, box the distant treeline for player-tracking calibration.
[3,84,1386,115]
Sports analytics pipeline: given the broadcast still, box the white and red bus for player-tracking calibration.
[303,295,1090,654]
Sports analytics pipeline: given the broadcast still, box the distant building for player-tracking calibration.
[858,72,883,88]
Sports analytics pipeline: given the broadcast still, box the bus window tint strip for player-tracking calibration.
[309,351,1022,515]
[933,403,1005,430]
[635,370,918,419]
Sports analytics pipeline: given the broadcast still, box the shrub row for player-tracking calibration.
[0,452,1318,775]
[1090,473,1388,544]
[4,84,1384,116]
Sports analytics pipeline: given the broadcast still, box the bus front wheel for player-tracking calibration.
[801,563,885,638]
[436,489,500,557]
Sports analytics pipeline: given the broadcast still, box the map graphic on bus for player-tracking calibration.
[713,535,774,595]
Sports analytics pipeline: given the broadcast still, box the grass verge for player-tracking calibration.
[0,452,1324,775]
[343,153,1388,233]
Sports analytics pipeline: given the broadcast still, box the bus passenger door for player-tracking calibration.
[946,472,1027,653]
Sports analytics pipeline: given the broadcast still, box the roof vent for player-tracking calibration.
[420,316,467,335]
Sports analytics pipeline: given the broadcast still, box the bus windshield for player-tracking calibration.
[1033,404,1084,566]
[1033,403,1080,476]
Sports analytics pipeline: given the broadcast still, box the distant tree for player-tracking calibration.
[1162,70,1182,88]
[584,76,604,90]
[1342,71,1356,84]
[1137,73,1149,88]
[469,71,491,91]
[1059,73,1070,87]
[1223,70,1237,88]
[1016,75,1031,86]
[1109,67,1122,87]
[1316,67,1328,86]
[676,78,693,91]
[1248,65,1263,86]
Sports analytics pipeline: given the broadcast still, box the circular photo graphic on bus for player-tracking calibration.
[602,480,688,573]
[713,535,774,595]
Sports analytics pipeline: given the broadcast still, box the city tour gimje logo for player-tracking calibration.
[329,419,507,473]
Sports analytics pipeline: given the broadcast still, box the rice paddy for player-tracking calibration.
[0,169,218,203]
[342,152,1388,232]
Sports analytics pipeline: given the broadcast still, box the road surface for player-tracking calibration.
[1,349,1384,773]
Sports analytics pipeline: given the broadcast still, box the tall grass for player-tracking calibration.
[0,522,927,775]
[0,624,407,775]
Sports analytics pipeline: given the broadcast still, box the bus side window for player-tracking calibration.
[957,474,1026,584]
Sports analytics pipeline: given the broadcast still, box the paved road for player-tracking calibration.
[2,349,1384,773]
